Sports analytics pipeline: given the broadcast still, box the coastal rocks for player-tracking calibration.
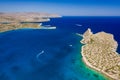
[81,28,93,44]
[81,28,120,80]
[0,12,61,32]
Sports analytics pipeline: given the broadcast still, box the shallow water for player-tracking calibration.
[1,16,120,80]
[0,29,108,80]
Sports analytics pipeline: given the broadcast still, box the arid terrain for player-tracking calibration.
[0,12,61,32]
[81,28,120,80]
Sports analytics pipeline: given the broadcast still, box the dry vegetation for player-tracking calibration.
[81,28,120,80]
[0,12,61,32]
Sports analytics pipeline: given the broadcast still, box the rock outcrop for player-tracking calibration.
[81,28,120,80]
[0,12,61,32]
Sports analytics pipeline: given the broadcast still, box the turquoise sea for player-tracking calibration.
[0,16,120,80]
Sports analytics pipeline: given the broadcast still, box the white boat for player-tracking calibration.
[69,45,73,47]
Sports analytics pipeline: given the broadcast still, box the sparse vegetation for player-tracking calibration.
[81,28,120,80]
[0,12,61,32]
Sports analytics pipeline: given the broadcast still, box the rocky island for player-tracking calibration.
[0,12,61,32]
[81,28,120,80]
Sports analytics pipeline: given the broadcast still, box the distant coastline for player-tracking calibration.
[0,12,61,32]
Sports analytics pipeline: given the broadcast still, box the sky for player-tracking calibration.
[0,0,120,16]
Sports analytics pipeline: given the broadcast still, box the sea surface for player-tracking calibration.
[0,16,120,80]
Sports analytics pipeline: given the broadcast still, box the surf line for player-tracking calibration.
[36,50,44,60]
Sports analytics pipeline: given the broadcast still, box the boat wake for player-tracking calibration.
[76,33,83,37]
[36,50,44,60]
[75,24,82,27]
[40,26,56,29]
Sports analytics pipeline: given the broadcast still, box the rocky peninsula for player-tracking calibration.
[0,12,61,32]
[81,28,120,80]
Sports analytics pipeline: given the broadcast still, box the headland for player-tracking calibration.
[81,28,120,80]
[0,12,61,32]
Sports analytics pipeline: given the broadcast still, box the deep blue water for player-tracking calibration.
[43,16,120,53]
[0,16,120,80]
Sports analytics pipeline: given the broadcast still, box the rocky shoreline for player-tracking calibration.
[81,28,120,80]
[0,12,61,32]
